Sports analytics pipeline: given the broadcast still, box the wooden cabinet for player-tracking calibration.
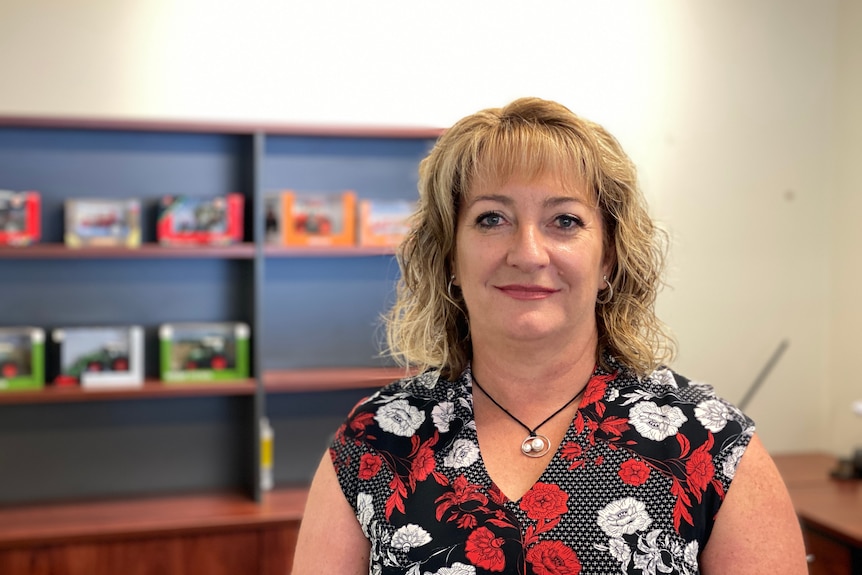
[0,116,439,571]
[803,526,855,575]
[0,488,307,575]
[772,452,862,575]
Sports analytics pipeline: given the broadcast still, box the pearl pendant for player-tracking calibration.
[520,434,551,458]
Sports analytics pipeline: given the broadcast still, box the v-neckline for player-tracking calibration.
[468,370,600,504]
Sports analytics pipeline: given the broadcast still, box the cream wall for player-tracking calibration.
[831,0,862,456]
[0,0,857,455]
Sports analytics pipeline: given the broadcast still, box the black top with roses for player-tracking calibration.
[330,356,754,575]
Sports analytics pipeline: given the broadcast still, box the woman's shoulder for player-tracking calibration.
[611,362,740,406]
[363,369,460,404]
[340,369,468,430]
[607,362,755,438]
[333,369,470,467]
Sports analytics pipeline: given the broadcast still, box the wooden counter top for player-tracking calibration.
[772,452,862,548]
[0,488,309,549]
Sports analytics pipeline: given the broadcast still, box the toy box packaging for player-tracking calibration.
[263,193,283,245]
[0,190,41,246]
[0,327,45,391]
[358,198,416,247]
[159,322,249,382]
[157,194,244,245]
[65,198,141,248]
[53,326,144,388]
[281,190,356,247]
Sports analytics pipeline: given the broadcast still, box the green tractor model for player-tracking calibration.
[0,341,28,379]
[59,343,130,383]
[182,336,230,370]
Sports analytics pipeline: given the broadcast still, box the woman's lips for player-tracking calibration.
[496,284,558,300]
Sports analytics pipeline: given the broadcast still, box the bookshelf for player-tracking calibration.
[0,115,440,512]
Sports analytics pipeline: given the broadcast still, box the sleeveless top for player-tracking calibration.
[330,357,754,575]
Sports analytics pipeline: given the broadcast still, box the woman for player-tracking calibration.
[292,98,807,574]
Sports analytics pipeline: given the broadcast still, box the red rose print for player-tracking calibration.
[349,411,375,433]
[520,483,569,522]
[686,445,715,495]
[526,540,581,575]
[348,411,377,443]
[582,381,606,407]
[358,453,382,480]
[434,475,489,526]
[410,444,436,482]
[456,514,478,529]
[582,372,616,407]
[561,441,586,471]
[618,458,650,486]
[465,526,506,572]
[560,441,583,460]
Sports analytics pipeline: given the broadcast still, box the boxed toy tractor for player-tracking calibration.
[0,327,45,391]
[159,322,250,382]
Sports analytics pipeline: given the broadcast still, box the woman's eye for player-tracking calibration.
[556,214,583,229]
[476,212,504,228]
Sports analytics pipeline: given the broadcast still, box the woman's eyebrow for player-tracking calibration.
[467,194,585,208]
[543,196,586,208]
[465,194,512,208]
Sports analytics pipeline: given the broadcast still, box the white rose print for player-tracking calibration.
[694,399,729,432]
[432,402,455,433]
[597,497,653,537]
[684,540,699,567]
[423,562,477,575]
[391,524,432,552]
[443,439,479,469]
[629,401,688,441]
[608,537,631,563]
[722,445,747,479]
[375,399,426,437]
[357,492,374,536]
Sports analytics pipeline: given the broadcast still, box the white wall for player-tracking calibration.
[0,0,857,455]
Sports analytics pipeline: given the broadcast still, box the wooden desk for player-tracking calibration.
[773,452,862,575]
[0,488,309,575]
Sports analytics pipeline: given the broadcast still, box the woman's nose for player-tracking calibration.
[505,225,550,270]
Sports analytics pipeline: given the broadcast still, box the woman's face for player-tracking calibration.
[453,171,612,350]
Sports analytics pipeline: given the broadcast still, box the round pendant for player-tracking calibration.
[520,434,551,458]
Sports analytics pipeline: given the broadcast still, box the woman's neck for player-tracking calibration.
[469,332,598,407]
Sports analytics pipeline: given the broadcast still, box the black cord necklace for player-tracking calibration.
[472,375,587,458]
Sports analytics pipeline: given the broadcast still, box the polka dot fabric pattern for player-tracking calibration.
[329,356,754,575]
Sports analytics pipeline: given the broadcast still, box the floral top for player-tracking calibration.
[330,357,754,575]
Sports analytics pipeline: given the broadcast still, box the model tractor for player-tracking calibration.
[194,201,226,231]
[294,212,332,235]
[183,336,230,370]
[64,344,130,380]
[0,342,27,379]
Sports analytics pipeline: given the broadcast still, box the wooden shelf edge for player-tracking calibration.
[263,366,416,393]
[0,366,425,403]
[0,243,256,259]
[0,243,399,259]
[264,245,396,258]
[0,379,257,405]
[0,487,309,548]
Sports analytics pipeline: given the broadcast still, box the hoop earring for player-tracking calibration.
[447,274,456,300]
[597,275,613,305]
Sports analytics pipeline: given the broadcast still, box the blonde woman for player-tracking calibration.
[293,97,807,575]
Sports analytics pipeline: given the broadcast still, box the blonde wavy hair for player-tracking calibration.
[385,97,675,378]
